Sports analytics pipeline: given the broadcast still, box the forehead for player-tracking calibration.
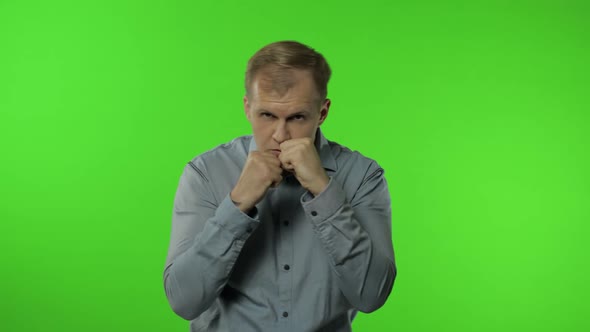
[250,68,319,108]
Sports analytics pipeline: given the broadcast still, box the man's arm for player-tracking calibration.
[163,151,281,320]
[163,161,260,320]
[301,162,397,313]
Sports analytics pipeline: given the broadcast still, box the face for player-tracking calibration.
[243,69,331,156]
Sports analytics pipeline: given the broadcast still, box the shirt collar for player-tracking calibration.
[247,128,337,173]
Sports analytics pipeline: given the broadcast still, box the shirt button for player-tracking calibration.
[311,211,318,216]
[282,311,289,318]
[283,220,289,226]
[284,264,290,271]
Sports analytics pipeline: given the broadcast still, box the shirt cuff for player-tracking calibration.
[213,194,260,239]
[300,176,346,222]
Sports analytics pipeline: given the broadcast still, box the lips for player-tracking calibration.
[269,149,281,156]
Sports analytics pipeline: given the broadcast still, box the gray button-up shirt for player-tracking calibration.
[163,129,396,332]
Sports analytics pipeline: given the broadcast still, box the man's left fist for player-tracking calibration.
[279,137,329,196]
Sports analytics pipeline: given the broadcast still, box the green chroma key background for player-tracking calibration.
[1,0,588,331]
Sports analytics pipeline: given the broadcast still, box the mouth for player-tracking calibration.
[269,149,281,156]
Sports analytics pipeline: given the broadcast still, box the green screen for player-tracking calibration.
[1,0,588,331]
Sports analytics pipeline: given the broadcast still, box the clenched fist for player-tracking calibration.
[279,137,329,196]
[230,151,283,213]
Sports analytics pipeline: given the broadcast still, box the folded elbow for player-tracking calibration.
[357,300,384,314]
[169,299,201,321]
[164,272,204,321]
[356,289,389,313]
[358,262,397,313]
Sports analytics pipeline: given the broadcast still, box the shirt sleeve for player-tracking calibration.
[300,162,397,313]
[163,161,260,320]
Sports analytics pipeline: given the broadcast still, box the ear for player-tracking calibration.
[318,98,331,126]
[243,95,251,121]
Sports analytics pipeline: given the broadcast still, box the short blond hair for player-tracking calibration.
[245,41,332,102]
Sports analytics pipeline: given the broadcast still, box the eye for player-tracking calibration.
[291,114,305,121]
[260,112,274,118]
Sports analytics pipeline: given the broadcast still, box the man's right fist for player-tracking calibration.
[230,151,283,213]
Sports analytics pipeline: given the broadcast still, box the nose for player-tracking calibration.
[272,120,291,143]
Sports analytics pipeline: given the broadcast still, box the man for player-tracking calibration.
[163,40,396,331]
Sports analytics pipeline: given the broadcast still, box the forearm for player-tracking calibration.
[164,195,259,320]
[302,177,396,312]
[310,203,396,312]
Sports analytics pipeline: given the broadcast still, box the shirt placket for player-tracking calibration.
[276,177,296,328]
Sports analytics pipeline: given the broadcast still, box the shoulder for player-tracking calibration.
[190,135,252,163]
[325,138,389,203]
[181,135,252,197]
[327,139,384,178]
[188,135,252,172]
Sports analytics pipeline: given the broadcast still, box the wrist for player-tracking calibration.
[308,174,330,197]
[230,190,254,213]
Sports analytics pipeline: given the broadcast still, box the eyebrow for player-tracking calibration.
[256,109,310,117]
